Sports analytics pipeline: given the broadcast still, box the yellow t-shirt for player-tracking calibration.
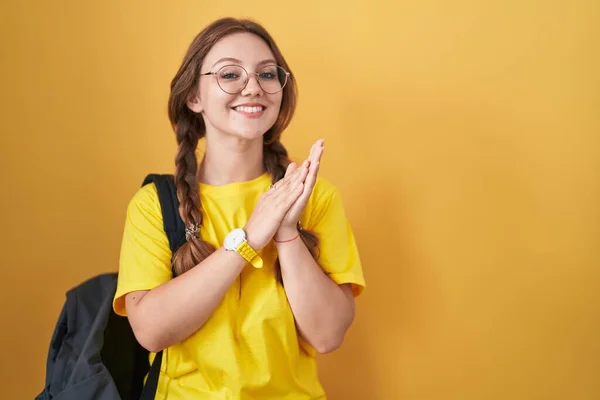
[113,172,365,399]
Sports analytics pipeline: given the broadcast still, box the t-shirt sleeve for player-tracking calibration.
[113,183,173,316]
[307,178,366,297]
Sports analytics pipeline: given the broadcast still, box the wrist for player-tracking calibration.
[242,228,261,251]
[223,228,264,269]
[275,225,300,242]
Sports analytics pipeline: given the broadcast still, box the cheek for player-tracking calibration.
[201,87,235,115]
[271,93,283,108]
[267,94,283,116]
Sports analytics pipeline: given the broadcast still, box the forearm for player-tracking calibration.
[126,247,245,352]
[276,229,355,353]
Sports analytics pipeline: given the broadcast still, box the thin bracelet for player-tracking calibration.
[274,233,300,243]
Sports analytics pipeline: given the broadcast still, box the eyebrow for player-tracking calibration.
[211,57,278,69]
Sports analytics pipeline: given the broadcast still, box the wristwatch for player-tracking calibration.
[223,228,263,269]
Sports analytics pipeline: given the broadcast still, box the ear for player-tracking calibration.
[186,94,203,113]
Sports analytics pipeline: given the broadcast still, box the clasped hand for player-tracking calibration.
[244,139,324,250]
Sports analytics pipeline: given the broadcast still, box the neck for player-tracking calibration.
[197,136,265,186]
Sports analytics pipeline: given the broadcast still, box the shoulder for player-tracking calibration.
[125,182,162,221]
[310,175,341,206]
[305,175,346,228]
[120,182,169,250]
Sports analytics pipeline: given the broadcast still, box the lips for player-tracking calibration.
[233,105,265,113]
[231,103,266,119]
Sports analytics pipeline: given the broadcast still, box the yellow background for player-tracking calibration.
[1,1,599,399]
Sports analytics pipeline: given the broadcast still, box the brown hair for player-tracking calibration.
[167,17,319,280]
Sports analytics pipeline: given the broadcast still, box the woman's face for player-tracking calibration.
[188,32,284,142]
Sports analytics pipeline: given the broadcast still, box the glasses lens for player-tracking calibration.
[258,65,289,94]
[217,65,248,94]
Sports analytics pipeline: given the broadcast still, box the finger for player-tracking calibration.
[284,162,297,178]
[297,164,310,184]
[313,139,324,163]
[309,148,323,172]
[303,156,320,194]
[310,154,321,177]
[283,154,313,196]
[285,181,305,206]
[290,159,309,182]
[274,180,304,211]
[270,161,302,193]
[271,162,306,198]
[308,143,315,163]
[300,144,323,196]
[270,161,310,213]
[309,142,323,174]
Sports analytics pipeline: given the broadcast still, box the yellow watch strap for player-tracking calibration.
[236,241,263,269]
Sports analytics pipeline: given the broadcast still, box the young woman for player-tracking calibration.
[113,17,365,399]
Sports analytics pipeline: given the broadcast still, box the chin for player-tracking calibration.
[230,128,267,140]
[230,131,264,140]
[229,122,277,141]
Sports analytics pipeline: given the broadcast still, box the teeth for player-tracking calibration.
[234,106,263,113]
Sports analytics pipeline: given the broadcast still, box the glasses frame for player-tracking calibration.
[200,64,290,95]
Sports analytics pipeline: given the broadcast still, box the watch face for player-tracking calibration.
[224,228,246,250]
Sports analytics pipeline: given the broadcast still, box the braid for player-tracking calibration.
[263,140,320,283]
[171,109,215,276]
[263,139,289,181]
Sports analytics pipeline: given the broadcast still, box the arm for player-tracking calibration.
[276,227,355,354]
[125,248,245,352]
[274,139,364,353]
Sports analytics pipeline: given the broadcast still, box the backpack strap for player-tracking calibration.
[140,351,163,400]
[142,174,186,254]
[139,174,185,400]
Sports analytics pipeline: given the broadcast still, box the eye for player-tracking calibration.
[259,72,277,80]
[220,71,240,80]
[218,66,244,80]
[259,66,278,80]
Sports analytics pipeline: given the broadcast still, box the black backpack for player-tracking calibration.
[36,174,185,400]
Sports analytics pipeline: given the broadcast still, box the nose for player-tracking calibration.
[241,73,263,97]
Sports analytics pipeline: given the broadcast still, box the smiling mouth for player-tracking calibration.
[233,105,265,113]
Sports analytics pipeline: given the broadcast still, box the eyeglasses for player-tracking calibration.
[200,64,290,94]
